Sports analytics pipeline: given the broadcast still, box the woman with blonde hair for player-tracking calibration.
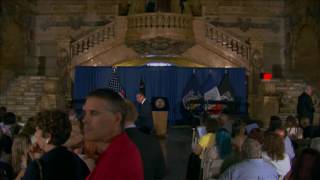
[262,132,291,180]
[11,135,31,179]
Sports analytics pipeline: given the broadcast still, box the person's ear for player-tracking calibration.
[113,112,122,125]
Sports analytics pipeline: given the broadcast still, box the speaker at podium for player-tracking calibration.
[151,97,169,138]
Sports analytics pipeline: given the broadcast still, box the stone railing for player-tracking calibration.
[127,12,193,29]
[126,13,194,55]
[71,22,116,57]
[205,23,250,64]
[126,13,194,41]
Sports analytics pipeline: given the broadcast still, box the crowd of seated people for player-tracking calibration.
[186,113,320,180]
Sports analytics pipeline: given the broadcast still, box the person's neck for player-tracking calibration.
[96,130,122,154]
[43,144,57,153]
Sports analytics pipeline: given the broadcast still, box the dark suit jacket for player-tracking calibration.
[125,128,166,180]
[22,146,89,180]
[136,99,154,130]
[297,92,315,122]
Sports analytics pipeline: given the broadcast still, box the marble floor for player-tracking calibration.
[159,126,193,180]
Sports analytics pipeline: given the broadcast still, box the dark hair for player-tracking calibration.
[87,88,127,129]
[20,117,37,137]
[286,115,298,127]
[0,106,6,112]
[137,91,145,97]
[205,119,218,133]
[267,116,282,132]
[4,112,16,125]
[35,110,71,146]
[290,148,320,180]
[263,132,285,161]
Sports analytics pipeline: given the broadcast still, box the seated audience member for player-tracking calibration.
[83,89,143,180]
[285,115,303,140]
[218,138,278,180]
[262,132,291,179]
[22,110,90,180]
[288,148,320,180]
[11,135,32,179]
[275,128,295,160]
[124,99,166,180]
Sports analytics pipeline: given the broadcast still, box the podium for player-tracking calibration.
[152,97,169,138]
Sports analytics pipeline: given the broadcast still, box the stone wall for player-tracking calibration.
[0,0,35,77]
[202,0,286,72]
[285,0,320,89]
[33,0,118,76]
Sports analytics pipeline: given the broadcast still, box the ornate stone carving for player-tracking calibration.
[127,37,194,55]
[208,17,280,33]
[40,16,112,31]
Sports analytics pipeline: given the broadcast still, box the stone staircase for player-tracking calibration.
[0,76,58,122]
[70,15,251,71]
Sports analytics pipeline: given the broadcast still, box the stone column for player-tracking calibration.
[57,36,72,108]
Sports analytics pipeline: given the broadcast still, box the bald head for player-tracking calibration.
[305,85,313,96]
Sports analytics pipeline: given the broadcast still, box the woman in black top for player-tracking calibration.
[22,110,89,180]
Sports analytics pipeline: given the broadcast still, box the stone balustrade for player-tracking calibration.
[126,13,194,41]
[126,13,194,55]
[71,22,115,57]
[205,23,250,64]
[127,13,193,29]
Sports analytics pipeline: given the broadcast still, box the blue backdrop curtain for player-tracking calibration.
[73,66,247,125]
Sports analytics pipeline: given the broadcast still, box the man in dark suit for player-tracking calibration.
[297,85,315,137]
[136,92,154,134]
[124,99,166,180]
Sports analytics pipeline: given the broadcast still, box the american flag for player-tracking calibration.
[108,67,125,97]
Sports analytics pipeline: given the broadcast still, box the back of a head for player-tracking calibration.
[291,148,320,180]
[88,88,127,125]
[124,99,138,123]
[268,116,282,132]
[242,138,262,159]
[4,112,16,125]
[0,106,6,114]
[286,115,298,127]
[263,132,285,161]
